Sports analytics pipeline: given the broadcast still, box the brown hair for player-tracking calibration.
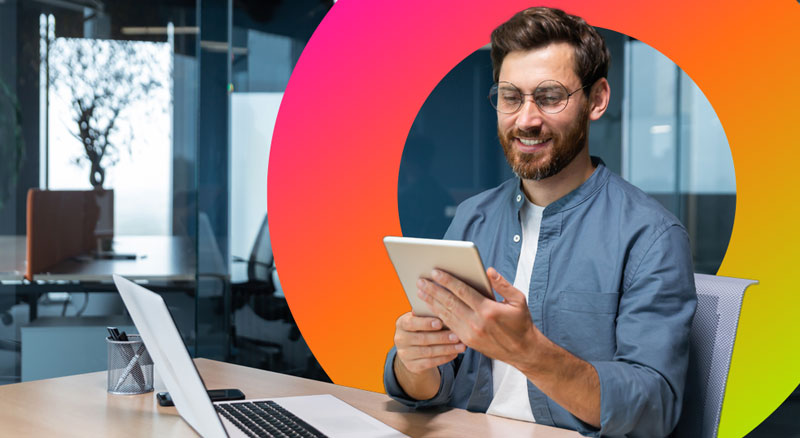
[490,7,610,92]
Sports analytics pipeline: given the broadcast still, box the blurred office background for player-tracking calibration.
[0,2,794,436]
[0,0,333,388]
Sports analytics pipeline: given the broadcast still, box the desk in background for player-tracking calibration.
[0,235,198,383]
[0,358,581,437]
[0,234,196,325]
[0,235,195,283]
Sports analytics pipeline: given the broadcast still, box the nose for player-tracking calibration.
[515,96,545,131]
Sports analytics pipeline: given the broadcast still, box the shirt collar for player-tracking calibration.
[512,156,610,216]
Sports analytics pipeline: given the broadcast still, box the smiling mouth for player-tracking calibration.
[514,137,551,153]
[517,138,548,146]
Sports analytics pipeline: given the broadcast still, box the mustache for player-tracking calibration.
[507,128,552,140]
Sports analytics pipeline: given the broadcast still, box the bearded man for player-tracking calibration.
[383,7,697,437]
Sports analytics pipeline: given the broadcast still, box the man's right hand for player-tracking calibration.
[392,312,466,400]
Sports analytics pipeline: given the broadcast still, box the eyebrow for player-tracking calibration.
[535,86,561,93]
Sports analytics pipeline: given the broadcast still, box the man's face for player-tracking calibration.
[497,42,591,181]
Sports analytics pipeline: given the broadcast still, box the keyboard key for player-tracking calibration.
[216,401,329,438]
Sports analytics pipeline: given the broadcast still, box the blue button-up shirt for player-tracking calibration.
[384,159,697,437]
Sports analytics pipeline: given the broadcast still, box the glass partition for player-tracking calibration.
[0,0,202,383]
[0,0,333,385]
[225,1,330,380]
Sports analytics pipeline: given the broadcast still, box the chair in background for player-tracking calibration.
[229,215,329,381]
[25,189,114,280]
[230,214,288,320]
[673,274,758,438]
[230,214,293,371]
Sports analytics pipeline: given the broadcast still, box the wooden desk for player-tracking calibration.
[0,358,581,438]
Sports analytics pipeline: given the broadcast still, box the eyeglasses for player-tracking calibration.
[488,80,589,114]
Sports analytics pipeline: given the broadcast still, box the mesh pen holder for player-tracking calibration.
[107,335,154,395]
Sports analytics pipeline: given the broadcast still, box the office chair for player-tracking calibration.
[230,214,288,320]
[230,214,294,370]
[229,215,331,380]
[672,274,758,438]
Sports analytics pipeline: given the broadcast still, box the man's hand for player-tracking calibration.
[416,267,538,368]
[392,312,466,400]
[417,267,601,427]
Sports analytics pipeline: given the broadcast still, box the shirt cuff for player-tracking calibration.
[591,360,680,437]
[383,346,454,408]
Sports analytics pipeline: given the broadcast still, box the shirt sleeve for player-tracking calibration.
[383,346,456,408]
[589,224,697,437]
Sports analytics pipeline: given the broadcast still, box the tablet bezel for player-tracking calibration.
[383,236,495,318]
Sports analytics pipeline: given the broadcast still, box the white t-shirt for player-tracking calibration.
[485,198,544,422]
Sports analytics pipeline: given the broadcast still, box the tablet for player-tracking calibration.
[383,236,495,317]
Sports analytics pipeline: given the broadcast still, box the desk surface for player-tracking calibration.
[0,235,196,283]
[0,358,581,438]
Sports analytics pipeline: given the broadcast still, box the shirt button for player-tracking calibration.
[516,194,522,202]
[513,234,520,243]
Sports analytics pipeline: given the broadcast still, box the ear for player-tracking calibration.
[587,78,610,121]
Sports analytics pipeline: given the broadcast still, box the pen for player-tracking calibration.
[113,343,146,392]
[107,327,146,389]
[107,327,121,341]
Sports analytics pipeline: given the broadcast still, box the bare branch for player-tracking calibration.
[48,37,168,188]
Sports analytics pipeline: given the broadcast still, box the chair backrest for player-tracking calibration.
[673,274,758,438]
[26,189,114,280]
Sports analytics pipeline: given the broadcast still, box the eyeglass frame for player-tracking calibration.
[488,80,590,115]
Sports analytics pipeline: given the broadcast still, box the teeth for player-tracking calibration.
[518,138,546,146]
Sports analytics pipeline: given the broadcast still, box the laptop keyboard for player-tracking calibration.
[216,401,329,438]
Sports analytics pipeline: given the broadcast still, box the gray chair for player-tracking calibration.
[673,274,758,438]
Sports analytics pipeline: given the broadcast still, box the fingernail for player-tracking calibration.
[417,289,427,300]
[416,278,425,288]
[449,333,458,342]
[431,319,442,329]
[431,269,441,279]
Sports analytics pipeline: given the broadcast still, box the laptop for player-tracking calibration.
[112,274,405,438]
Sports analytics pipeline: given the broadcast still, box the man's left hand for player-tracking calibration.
[416,267,538,367]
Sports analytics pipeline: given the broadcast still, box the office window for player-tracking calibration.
[625,41,679,193]
[624,40,735,273]
[44,35,172,236]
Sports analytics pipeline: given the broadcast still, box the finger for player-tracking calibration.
[395,328,460,349]
[409,330,461,346]
[398,313,445,332]
[417,276,473,317]
[429,269,488,311]
[402,353,459,373]
[417,285,471,337]
[401,343,467,361]
[487,267,526,305]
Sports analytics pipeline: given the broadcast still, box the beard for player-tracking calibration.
[499,102,590,181]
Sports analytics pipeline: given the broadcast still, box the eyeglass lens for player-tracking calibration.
[489,80,572,114]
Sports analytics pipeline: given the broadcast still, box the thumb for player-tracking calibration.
[487,267,525,305]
